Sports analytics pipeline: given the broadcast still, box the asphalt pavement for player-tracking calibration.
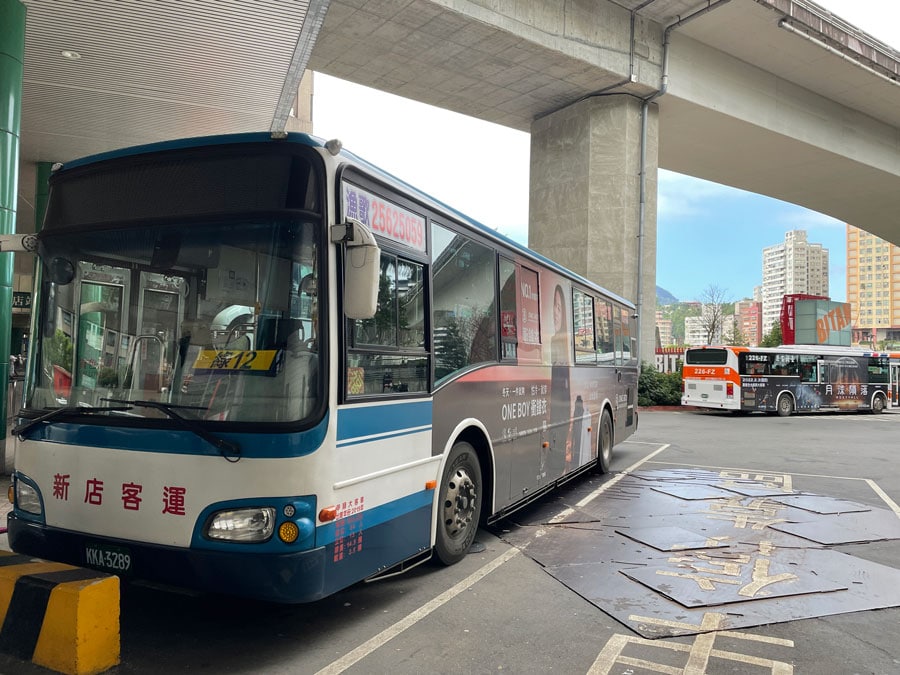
[0,410,899,674]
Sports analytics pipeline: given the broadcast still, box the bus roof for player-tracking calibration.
[54,132,635,309]
[686,344,892,358]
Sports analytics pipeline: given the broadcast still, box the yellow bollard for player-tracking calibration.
[0,552,120,674]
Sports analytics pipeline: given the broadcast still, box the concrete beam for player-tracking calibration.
[309,0,662,131]
[660,30,900,240]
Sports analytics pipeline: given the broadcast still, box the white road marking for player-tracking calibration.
[547,444,670,524]
[866,478,900,517]
[314,547,520,675]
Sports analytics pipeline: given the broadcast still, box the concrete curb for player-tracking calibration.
[0,552,119,674]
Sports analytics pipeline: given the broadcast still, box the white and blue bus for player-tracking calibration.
[9,133,638,602]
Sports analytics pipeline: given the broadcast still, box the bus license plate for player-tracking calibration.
[84,542,132,574]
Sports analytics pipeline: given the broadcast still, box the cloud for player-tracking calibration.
[778,208,845,230]
[314,73,531,241]
[658,170,754,220]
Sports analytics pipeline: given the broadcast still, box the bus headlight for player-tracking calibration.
[15,481,42,516]
[206,507,276,543]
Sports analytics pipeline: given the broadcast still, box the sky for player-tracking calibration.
[311,0,900,305]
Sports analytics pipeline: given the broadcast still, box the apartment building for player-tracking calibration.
[846,224,900,347]
[735,300,763,346]
[655,310,674,347]
[761,230,829,332]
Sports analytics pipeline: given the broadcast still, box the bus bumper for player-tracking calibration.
[6,514,330,604]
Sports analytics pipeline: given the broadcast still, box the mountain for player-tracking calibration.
[656,286,678,305]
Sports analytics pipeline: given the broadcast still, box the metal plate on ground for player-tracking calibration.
[615,526,732,552]
[621,547,847,607]
[769,508,900,544]
[629,469,720,483]
[543,547,900,638]
[768,494,872,514]
[718,484,796,497]
[494,467,900,638]
[650,484,737,501]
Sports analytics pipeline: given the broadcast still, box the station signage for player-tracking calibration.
[12,292,31,310]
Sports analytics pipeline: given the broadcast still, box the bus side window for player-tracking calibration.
[432,223,498,383]
[348,253,428,396]
[595,299,615,364]
[746,361,768,375]
[799,356,817,383]
[499,258,517,360]
[572,289,596,364]
[773,355,799,376]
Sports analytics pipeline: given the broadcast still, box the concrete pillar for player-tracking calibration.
[0,0,26,469]
[529,94,657,365]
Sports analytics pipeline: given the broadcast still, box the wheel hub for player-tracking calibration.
[443,467,477,537]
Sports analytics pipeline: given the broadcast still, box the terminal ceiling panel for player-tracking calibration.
[19,0,321,165]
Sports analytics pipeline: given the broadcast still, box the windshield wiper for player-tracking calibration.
[13,405,133,439]
[101,399,241,461]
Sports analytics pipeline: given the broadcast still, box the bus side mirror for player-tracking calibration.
[331,219,381,320]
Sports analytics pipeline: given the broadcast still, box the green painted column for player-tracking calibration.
[0,0,26,463]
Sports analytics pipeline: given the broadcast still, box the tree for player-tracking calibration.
[698,285,730,345]
[760,321,783,347]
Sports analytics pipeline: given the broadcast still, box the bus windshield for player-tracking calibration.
[684,348,729,365]
[29,218,323,425]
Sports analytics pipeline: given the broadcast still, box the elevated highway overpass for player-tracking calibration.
[7,0,900,363]
[311,0,900,240]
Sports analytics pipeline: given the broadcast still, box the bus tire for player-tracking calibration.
[596,409,613,474]
[776,393,793,417]
[435,442,482,566]
[871,394,886,414]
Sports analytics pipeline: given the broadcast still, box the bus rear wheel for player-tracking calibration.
[776,394,793,417]
[435,442,482,566]
[596,409,613,474]
[872,394,886,414]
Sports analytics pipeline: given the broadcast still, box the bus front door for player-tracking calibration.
[614,367,635,435]
[891,363,900,407]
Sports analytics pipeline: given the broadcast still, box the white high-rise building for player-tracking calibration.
[760,230,829,334]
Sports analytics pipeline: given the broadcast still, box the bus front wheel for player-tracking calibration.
[776,394,793,417]
[872,395,886,414]
[596,409,613,474]
[435,442,482,566]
